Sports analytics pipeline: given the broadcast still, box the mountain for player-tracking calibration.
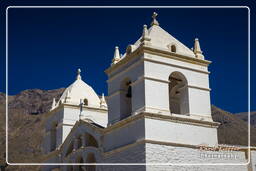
[0,88,255,170]
[0,88,65,171]
[236,111,256,128]
[211,105,256,146]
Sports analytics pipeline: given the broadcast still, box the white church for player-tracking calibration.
[41,12,256,171]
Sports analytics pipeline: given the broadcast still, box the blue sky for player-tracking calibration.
[0,2,255,114]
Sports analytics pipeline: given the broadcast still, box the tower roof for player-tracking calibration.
[134,24,195,57]
[57,69,101,107]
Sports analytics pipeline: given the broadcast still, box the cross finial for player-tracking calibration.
[151,12,159,26]
[77,68,82,80]
[153,12,158,19]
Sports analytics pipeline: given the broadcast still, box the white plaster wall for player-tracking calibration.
[107,92,121,124]
[43,108,64,153]
[144,54,212,119]
[144,53,209,74]
[252,150,256,171]
[60,125,72,147]
[43,105,107,153]
[107,56,144,124]
[63,107,80,124]
[188,87,211,117]
[145,118,218,146]
[146,143,248,171]
[99,143,146,171]
[131,80,145,114]
[81,107,108,127]
[103,118,145,151]
[144,79,169,113]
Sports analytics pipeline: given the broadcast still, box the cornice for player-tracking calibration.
[142,45,211,66]
[105,44,211,75]
[104,112,220,134]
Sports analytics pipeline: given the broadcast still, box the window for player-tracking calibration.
[120,78,132,119]
[85,133,98,148]
[171,45,176,53]
[169,72,189,115]
[84,98,88,106]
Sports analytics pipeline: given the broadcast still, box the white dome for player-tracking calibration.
[57,69,101,108]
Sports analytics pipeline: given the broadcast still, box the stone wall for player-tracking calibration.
[98,143,146,171]
[251,150,256,171]
[145,143,248,171]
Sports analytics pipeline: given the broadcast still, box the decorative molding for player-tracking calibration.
[105,44,211,75]
[63,103,108,113]
[187,85,211,91]
[143,57,210,75]
[107,56,143,82]
[104,112,220,134]
[142,45,211,66]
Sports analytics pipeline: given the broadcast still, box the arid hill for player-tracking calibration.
[0,88,255,170]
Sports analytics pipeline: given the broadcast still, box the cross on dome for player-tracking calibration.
[76,68,82,80]
[151,12,159,26]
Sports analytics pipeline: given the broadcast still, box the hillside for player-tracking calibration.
[0,88,255,170]
[236,111,256,128]
[211,105,256,146]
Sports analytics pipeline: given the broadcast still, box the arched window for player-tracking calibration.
[50,122,58,151]
[171,45,176,53]
[85,133,98,148]
[85,153,96,171]
[169,72,189,115]
[120,78,132,119]
[84,98,88,106]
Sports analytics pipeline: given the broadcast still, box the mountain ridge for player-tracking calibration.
[0,88,255,170]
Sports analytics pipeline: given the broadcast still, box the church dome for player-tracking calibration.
[57,69,101,108]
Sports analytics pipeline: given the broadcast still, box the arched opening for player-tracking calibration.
[85,153,96,171]
[83,98,88,106]
[65,141,74,157]
[85,133,98,148]
[120,78,132,119]
[169,72,189,115]
[77,156,85,171]
[50,122,58,151]
[171,45,176,53]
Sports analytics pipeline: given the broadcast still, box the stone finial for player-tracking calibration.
[112,46,121,65]
[151,12,159,26]
[65,90,71,103]
[100,93,107,108]
[76,68,82,80]
[51,98,56,110]
[140,25,151,45]
[193,38,204,59]
[142,25,149,37]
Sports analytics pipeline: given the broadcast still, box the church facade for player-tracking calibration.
[41,13,256,171]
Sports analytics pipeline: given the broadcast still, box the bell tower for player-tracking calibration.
[105,12,218,146]
[106,12,213,123]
